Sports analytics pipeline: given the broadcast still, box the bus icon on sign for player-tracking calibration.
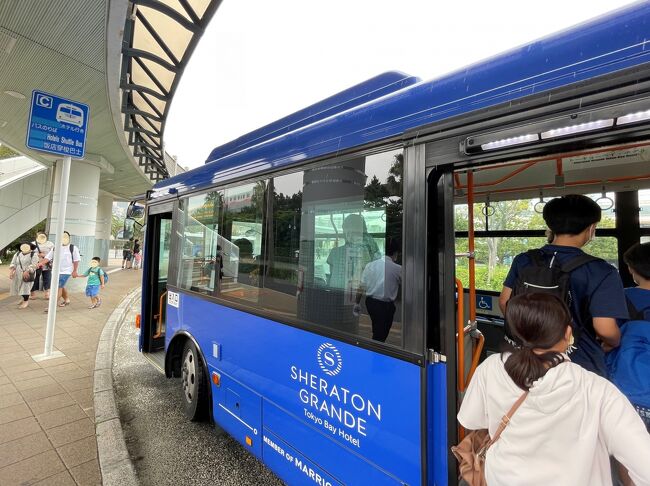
[56,103,84,127]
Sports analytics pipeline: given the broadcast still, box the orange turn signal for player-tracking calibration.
[135,314,141,329]
[245,436,252,447]
[212,372,220,386]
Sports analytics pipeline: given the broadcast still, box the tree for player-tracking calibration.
[0,219,47,258]
[364,175,389,208]
[385,153,403,244]
[0,145,18,160]
[111,214,123,238]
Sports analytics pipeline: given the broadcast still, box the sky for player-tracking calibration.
[164,0,640,170]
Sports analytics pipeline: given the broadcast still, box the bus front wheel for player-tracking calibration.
[180,340,208,421]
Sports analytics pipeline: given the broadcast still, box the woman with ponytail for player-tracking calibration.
[458,293,650,485]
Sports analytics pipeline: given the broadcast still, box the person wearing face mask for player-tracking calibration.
[31,231,54,300]
[40,231,81,307]
[498,194,626,377]
[9,243,40,309]
[606,242,650,430]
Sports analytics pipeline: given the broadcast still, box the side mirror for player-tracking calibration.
[123,218,135,240]
[127,203,145,219]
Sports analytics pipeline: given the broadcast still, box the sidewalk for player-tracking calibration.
[0,263,141,485]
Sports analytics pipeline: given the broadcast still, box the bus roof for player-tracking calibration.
[151,2,650,200]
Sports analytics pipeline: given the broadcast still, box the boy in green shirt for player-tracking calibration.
[78,257,106,309]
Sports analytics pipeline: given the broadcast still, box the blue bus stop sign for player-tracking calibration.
[26,90,89,158]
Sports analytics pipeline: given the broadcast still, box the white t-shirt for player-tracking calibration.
[45,245,81,275]
[360,256,402,301]
[458,353,650,486]
[33,240,54,257]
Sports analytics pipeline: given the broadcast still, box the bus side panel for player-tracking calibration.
[211,371,263,458]
[174,291,423,486]
[262,401,404,485]
[427,361,448,486]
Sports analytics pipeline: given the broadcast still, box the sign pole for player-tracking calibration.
[26,90,89,361]
[40,156,71,358]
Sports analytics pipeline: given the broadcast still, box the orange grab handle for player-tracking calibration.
[465,331,485,386]
[455,278,465,392]
[153,291,167,338]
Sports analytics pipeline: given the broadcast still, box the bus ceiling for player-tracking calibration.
[453,140,650,203]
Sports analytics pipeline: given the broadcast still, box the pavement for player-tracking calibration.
[0,259,141,485]
[112,302,284,486]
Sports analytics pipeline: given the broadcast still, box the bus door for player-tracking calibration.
[141,205,173,354]
[425,166,458,486]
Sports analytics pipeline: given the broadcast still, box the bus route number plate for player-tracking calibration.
[167,291,179,308]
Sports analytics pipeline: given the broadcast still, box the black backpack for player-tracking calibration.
[509,249,601,339]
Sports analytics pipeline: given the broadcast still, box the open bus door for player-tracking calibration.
[140,203,173,363]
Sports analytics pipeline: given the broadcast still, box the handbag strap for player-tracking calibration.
[480,391,528,456]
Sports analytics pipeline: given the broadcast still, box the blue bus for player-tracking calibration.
[136,4,650,484]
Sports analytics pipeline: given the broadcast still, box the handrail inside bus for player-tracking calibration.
[472,172,650,198]
[454,141,650,190]
[460,169,485,393]
[153,290,167,339]
[465,328,485,385]
[467,171,476,327]
[455,278,465,392]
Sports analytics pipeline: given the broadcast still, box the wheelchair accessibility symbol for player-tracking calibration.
[476,295,493,311]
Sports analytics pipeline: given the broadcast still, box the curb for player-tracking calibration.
[94,287,141,486]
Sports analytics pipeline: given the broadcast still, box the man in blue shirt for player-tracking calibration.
[499,194,626,377]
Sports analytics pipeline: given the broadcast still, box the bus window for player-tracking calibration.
[178,192,223,295]
[263,171,303,316]
[454,193,618,292]
[586,236,619,267]
[218,182,267,304]
[262,150,405,347]
[639,189,650,228]
[455,236,548,293]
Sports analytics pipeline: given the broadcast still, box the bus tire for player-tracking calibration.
[180,340,208,421]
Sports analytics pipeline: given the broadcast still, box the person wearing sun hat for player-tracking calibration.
[31,231,54,299]
[9,242,39,309]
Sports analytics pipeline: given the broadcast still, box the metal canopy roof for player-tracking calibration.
[0,0,220,198]
[150,2,650,200]
[121,0,221,182]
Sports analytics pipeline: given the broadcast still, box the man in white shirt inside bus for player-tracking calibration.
[354,238,402,342]
[41,231,81,308]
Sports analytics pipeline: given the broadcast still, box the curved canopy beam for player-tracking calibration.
[120,0,222,181]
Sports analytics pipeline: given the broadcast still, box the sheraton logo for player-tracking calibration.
[316,343,342,376]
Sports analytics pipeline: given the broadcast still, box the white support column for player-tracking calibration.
[49,159,101,292]
[94,192,113,265]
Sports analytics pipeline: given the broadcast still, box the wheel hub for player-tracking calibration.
[181,350,196,404]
